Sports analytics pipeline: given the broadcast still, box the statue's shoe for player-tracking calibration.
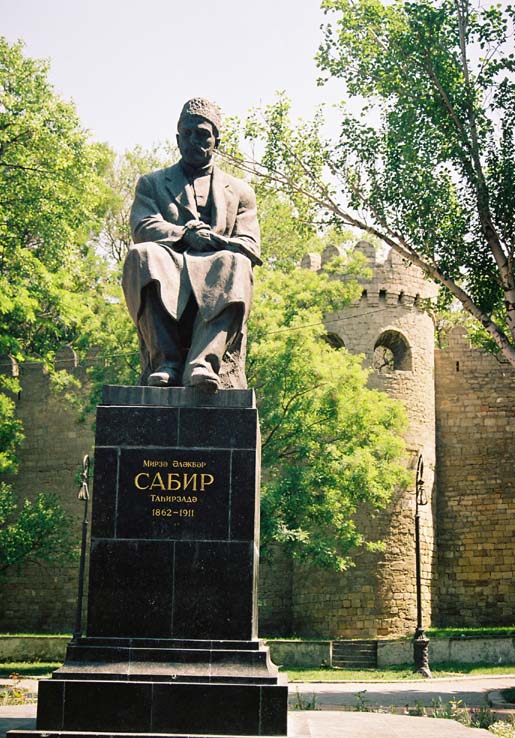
[147,363,182,387]
[187,366,220,393]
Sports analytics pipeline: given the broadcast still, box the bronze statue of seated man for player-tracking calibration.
[122,97,261,392]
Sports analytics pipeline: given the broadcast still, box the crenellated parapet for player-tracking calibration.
[302,240,438,307]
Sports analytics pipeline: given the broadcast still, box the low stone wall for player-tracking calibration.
[266,640,331,668]
[378,637,515,666]
[2,635,514,668]
[268,637,515,668]
[376,639,412,666]
[0,635,69,662]
[431,637,515,665]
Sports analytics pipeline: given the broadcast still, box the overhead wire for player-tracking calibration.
[1,306,408,368]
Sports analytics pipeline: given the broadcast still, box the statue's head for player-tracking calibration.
[177,98,222,168]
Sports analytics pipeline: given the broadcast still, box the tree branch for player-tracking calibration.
[0,160,52,175]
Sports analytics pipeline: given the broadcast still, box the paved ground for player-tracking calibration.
[289,710,495,736]
[289,673,515,709]
[0,703,35,736]
[0,705,500,738]
[0,675,513,737]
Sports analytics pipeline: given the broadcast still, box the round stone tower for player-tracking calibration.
[291,241,438,638]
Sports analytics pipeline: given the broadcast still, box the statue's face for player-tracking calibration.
[177,115,219,168]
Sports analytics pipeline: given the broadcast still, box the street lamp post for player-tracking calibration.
[72,453,90,643]
[413,453,431,677]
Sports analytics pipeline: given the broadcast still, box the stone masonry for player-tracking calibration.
[0,349,94,632]
[435,326,515,626]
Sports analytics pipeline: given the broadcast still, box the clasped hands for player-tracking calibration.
[183,220,224,252]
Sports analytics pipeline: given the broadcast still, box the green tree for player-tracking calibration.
[257,188,360,272]
[249,258,409,570]
[0,38,112,573]
[228,0,515,365]
[0,482,75,577]
[97,142,178,264]
[0,37,113,363]
[0,374,23,475]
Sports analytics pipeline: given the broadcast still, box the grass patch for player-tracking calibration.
[427,626,515,639]
[0,662,60,677]
[1,659,514,683]
[0,633,70,638]
[281,662,515,681]
[264,636,330,642]
[431,662,515,676]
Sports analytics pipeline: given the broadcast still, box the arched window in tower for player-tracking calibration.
[323,332,345,350]
[373,330,412,372]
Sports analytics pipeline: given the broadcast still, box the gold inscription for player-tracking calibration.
[134,471,214,492]
[151,508,195,517]
[132,459,214,521]
[172,460,206,468]
[150,494,197,503]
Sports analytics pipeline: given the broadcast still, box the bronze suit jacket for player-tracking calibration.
[124,162,260,324]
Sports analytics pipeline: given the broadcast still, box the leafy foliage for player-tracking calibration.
[0,375,23,476]
[489,722,515,738]
[0,482,75,576]
[77,273,140,415]
[248,259,409,569]
[317,0,515,312]
[96,142,178,264]
[256,188,361,272]
[0,37,113,362]
[0,38,110,573]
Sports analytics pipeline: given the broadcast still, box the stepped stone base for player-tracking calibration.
[28,636,287,737]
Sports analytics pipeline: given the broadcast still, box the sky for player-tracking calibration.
[1,0,344,153]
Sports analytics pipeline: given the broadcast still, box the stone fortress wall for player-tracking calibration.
[1,242,514,636]
[435,326,515,626]
[0,351,93,632]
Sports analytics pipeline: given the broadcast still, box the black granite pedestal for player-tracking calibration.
[12,386,287,738]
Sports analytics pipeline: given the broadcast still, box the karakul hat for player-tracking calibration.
[178,98,223,135]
